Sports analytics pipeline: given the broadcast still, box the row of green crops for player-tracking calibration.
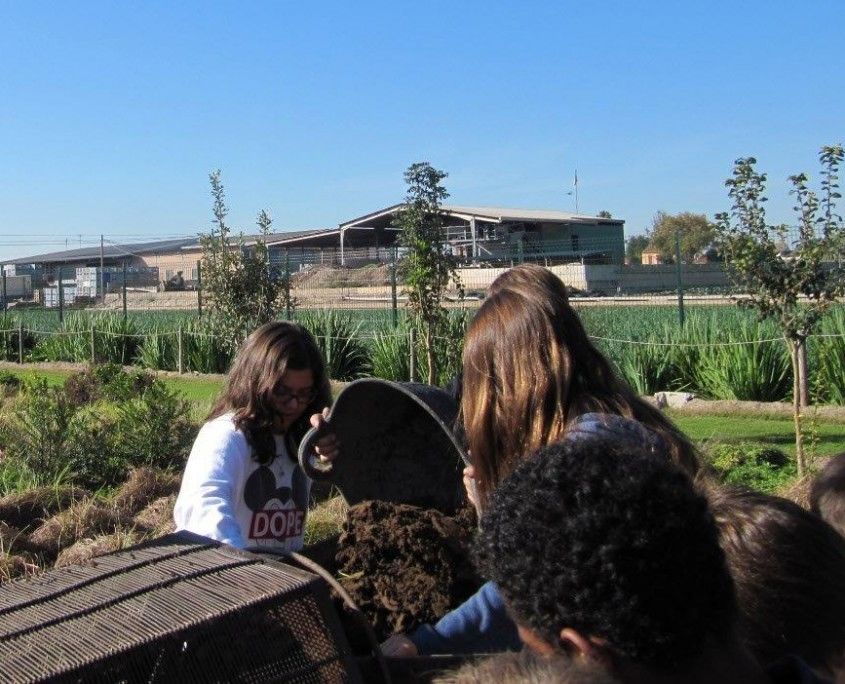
[1,305,844,404]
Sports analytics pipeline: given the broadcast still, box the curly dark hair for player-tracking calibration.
[475,438,735,671]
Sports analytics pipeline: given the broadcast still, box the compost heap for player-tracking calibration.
[335,500,480,640]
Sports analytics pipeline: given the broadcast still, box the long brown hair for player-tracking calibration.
[209,321,331,464]
[462,281,699,506]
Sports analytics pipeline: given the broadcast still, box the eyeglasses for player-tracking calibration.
[273,385,317,405]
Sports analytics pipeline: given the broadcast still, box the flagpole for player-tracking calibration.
[574,169,579,214]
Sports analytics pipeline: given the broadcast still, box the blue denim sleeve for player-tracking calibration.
[408,582,522,655]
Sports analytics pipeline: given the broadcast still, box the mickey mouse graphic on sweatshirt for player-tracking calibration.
[174,414,311,552]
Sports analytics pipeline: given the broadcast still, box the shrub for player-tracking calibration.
[706,442,794,493]
[64,364,156,407]
[109,381,196,474]
[1,371,196,490]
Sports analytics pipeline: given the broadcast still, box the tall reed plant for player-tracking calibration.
[298,310,371,381]
[812,306,845,405]
[694,321,791,401]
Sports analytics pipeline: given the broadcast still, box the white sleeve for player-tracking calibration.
[173,419,250,548]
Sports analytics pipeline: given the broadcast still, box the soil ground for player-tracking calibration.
[335,500,479,641]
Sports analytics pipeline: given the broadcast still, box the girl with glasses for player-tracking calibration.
[174,321,338,553]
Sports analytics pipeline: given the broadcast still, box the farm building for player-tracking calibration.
[2,205,626,286]
[336,205,626,265]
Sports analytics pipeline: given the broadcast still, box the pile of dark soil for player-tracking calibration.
[335,500,480,640]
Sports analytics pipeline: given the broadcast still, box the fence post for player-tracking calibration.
[177,326,183,374]
[674,230,685,327]
[196,261,203,317]
[284,248,291,321]
[58,265,64,323]
[390,246,398,328]
[90,322,96,363]
[1,271,6,315]
[409,326,416,382]
[122,260,128,321]
[18,320,23,364]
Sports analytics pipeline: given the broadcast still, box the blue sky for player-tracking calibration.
[1,1,843,259]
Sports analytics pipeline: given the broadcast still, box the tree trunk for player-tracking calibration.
[789,339,807,477]
[425,325,436,386]
[796,335,810,408]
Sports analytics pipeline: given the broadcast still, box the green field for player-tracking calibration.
[3,366,843,461]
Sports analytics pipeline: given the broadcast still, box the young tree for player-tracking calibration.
[394,162,462,384]
[648,211,717,263]
[199,170,293,355]
[715,145,845,475]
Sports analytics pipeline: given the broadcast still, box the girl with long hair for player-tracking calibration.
[384,264,699,657]
[174,321,338,553]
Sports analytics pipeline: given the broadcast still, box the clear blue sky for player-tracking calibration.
[1,1,842,260]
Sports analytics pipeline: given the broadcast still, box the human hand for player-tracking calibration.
[309,409,340,464]
[463,465,480,510]
[380,633,418,657]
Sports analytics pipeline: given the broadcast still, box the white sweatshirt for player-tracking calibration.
[174,414,311,553]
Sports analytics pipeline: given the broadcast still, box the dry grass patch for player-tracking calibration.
[132,495,176,537]
[112,467,181,518]
[28,501,121,558]
[0,485,91,530]
[0,551,41,583]
[55,531,141,568]
[304,494,348,546]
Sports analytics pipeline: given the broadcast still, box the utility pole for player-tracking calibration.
[99,234,105,306]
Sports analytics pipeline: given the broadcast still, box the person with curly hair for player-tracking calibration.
[475,438,824,683]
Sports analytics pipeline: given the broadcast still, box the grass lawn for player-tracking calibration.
[671,412,845,459]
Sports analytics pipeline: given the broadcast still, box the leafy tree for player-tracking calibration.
[597,210,613,218]
[648,211,717,263]
[714,144,845,475]
[394,162,462,384]
[199,170,294,355]
[626,234,650,264]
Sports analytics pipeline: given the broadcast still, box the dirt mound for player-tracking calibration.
[28,501,121,559]
[335,501,479,640]
[132,495,177,537]
[0,485,91,530]
[293,264,391,289]
[113,468,181,518]
[55,532,140,568]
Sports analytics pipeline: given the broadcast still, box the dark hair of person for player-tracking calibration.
[209,321,331,464]
[706,484,845,671]
[461,282,699,507]
[475,438,735,672]
[809,452,845,538]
